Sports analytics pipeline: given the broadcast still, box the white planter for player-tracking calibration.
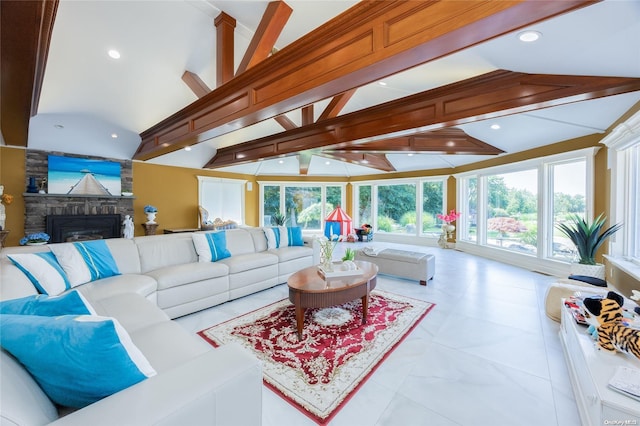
[145,212,157,224]
[570,263,605,280]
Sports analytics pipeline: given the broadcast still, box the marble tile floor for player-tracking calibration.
[175,243,580,426]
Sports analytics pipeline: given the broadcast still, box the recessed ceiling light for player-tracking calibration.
[446,141,455,147]
[111,133,118,139]
[325,161,331,165]
[184,146,191,151]
[53,124,64,129]
[361,159,369,164]
[108,49,121,59]
[278,160,284,164]
[378,81,387,86]
[490,124,501,130]
[518,30,541,43]
[407,153,414,157]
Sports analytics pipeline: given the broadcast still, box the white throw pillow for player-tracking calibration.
[8,252,71,295]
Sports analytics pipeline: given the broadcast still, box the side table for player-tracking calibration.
[142,223,158,236]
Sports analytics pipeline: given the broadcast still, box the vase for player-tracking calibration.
[319,243,334,272]
[570,262,606,280]
[26,177,38,193]
[145,212,157,224]
[26,241,47,246]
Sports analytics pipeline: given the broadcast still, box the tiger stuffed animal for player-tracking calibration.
[582,291,640,360]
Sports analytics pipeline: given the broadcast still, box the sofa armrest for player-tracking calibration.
[49,343,262,426]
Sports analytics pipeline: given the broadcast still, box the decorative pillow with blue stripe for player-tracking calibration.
[0,314,157,408]
[191,231,231,262]
[265,226,303,249]
[49,240,120,287]
[0,290,95,316]
[8,252,72,295]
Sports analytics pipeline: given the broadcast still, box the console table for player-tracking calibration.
[560,301,640,425]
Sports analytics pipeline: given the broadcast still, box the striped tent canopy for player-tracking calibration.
[324,206,353,239]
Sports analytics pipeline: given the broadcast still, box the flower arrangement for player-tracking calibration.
[436,209,461,224]
[144,205,158,213]
[316,234,342,269]
[19,232,50,246]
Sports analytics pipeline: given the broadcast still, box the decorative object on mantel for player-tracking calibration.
[144,205,158,224]
[122,215,134,239]
[0,184,14,231]
[437,209,461,249]
[26,177,39,193]
[142,223,158,236]
[38,177,47,194]
[19,232,50,246]
[556,213,622,280]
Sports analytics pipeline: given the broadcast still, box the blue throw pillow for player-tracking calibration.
[287,226,304,246]
[0,290,95,316]
[49,240,120,287]
[191,231,231,262]
[8,252,72,295]
[0,314,157,408]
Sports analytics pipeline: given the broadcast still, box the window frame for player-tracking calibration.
[351,176,448,237]
[258,181,346,231]
[197,176,247,225]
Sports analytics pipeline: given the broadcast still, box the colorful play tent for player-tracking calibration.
[324,206,353,239]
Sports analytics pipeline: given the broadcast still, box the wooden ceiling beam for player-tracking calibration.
[214,12,236,86]
[135,0,597,161]
[0,0,58,146]
[274,114,297,131]
[236,1,292,75]
[325,128,504,155]
[203,70,640,168]
[318,89,356,122]
[182,71,211,99]
[320,152,396,172]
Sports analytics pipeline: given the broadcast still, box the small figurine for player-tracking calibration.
[122,215,134,239]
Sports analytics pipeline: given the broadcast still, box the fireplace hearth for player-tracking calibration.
[46,214,121,243]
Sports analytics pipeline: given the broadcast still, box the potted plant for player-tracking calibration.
[19,232,50,246]
[271,210,287,226]
[144,205,158,224]
[556,213,622,279]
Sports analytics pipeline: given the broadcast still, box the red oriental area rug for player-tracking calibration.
[198,290,434,424]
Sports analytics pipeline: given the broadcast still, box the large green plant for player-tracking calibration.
[271,211,287,226]
[555,214,621,265]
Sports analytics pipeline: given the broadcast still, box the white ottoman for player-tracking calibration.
[355,248,435,285]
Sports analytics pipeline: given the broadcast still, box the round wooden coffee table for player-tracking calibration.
[287,260,378,340]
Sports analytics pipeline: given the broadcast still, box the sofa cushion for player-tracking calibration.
[218,252,278,274]
[87,292,169,334]
[146,262,229,291]
[76,273,158,303]
[0,314,157,408]
[224,228,257,256]
[0,349,59,426]
[268,245,313,262]
[286,226,304,246]
[7,252,71,295]
[49,240,120,286]
[0,290,95,316]
[128,321,210,373]
[264,226,287,249]
[135,233,198,273]
[246,227,268,252]
[192,231,231,262]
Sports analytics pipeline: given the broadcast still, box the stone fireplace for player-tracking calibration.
[23,150,134,238]
[46,214,122,243]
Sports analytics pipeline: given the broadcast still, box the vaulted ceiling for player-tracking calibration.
[2,0,640,177]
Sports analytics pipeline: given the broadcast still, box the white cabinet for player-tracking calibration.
[560,302,640,426]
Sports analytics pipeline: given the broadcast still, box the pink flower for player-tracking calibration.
[437,209,462,224]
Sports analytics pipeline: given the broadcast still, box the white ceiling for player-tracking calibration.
[29,0,640,176]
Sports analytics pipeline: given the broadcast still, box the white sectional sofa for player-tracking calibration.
[0,227,313,425]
